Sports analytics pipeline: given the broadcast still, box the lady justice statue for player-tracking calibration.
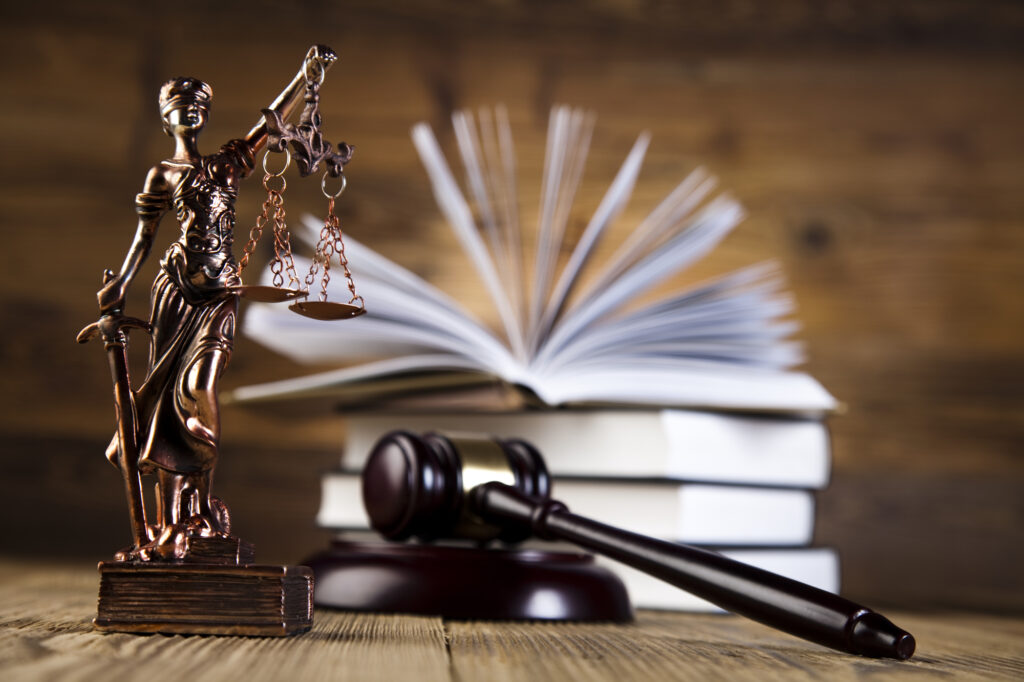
[79,46,353,635]
[95,73,252,561]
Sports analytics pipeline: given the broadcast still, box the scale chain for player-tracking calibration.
[238,171,279,273]
[325,195,363,308]
[271,193,303,292]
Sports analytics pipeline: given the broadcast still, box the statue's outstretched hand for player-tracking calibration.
[97,269,127,315]
[310,44,337,68]
[304,45,337,82]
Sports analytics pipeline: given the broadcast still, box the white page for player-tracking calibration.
[246,282,518,379]
[243,305,494,366]
[528,107,575,345]
[545,290,799,371]
[477,106,524,338]
[227,353,491,404]
[530,360,838,413]
[578,341,805,370]
[616,266,787,322]
[535,132,650,346]
[577,169,717,304]
[412,123,524,357]
[553,331,802,365]
[296,217,470,319]
[535,195,744,369]
[526,109,595,351]
[453,110,503,268]
[593,292,796,340]
[248,250,517,372]
[494,106,526,333]
[570,321,802,361]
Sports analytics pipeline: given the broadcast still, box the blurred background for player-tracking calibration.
[1,1,1021,612]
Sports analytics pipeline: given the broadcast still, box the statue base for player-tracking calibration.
[95,536,313,636]
[306,540,632,622]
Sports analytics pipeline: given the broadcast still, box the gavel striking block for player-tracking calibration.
[361,431,915,660]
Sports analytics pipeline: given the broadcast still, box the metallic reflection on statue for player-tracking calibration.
[77,45,355,636]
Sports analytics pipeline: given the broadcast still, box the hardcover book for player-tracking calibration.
[318,468,817,546]
[339,409,831,488]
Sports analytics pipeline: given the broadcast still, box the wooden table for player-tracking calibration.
[2,559,1021,681]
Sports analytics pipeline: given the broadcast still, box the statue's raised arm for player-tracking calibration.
[245,44,338,155]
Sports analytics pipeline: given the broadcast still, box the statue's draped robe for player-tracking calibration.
[106,141,254,474]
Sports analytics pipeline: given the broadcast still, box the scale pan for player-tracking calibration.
[289,301,366,320]
[229,285,308,303]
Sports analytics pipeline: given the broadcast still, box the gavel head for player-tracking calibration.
[362,430,550,543]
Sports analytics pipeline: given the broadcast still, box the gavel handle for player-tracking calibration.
[472,482,915,660]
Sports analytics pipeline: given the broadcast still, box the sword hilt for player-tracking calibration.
[77,314,151,345]
[78,269,152,344]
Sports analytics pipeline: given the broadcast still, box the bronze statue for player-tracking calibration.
[97,74,249,560]
[78,45,357,635]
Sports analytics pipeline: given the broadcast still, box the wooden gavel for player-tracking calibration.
[362,430,915,660]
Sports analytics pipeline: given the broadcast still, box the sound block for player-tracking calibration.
[306,540,632,622]
[95,562,313,636]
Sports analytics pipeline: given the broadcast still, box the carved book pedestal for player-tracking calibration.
[95,537,313,636]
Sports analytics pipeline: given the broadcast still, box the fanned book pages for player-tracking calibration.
[235,106,837,414]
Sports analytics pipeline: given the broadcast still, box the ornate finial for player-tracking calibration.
[263,49,353,177]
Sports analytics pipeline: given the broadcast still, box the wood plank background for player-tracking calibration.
[1,1,1021,612]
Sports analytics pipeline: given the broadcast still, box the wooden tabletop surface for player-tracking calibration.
[2,559,1022,681]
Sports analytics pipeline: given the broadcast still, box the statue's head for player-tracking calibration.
[159,77,212,136]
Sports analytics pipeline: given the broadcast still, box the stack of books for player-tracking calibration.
[233,106,839,611]
[318,409,836,611]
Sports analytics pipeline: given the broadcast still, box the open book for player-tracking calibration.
[234,106,836,413]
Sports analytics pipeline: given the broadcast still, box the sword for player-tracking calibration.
[78,269,152,551]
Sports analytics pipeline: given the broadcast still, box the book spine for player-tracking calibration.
[317,472,817,547]
[343,410,831,489]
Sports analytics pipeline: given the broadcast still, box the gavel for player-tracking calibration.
[362,430,915,660]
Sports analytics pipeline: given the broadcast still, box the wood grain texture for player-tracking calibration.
[0,561,450,682]
[2,561,1023,681]
[0,0,1021,611]
[446,612,1024,681]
